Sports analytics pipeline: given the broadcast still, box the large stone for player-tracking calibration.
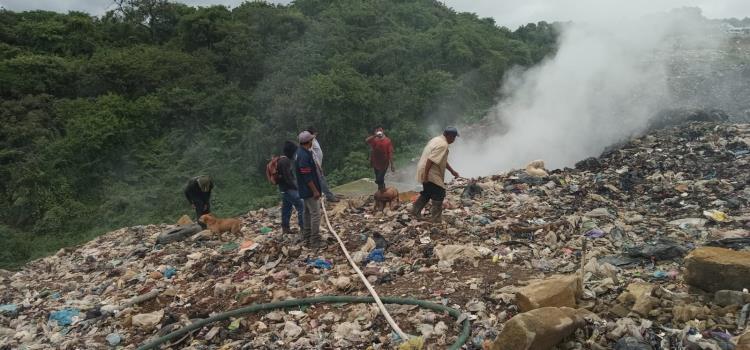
[673,304,710,322]
[685,247,750,292]
[490,307,595,350]
[616,282,657,316]
[132,310,163,330]
[714,290,750,307]
[515,275,582,312]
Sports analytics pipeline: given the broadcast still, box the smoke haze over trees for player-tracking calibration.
[0,0,558,268]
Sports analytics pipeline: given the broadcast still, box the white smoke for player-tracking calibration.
[450,8,729,177]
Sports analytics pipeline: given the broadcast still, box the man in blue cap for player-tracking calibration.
[295,130,325,249]
[413,127,460,222]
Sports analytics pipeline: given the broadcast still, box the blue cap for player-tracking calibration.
[444,126,459,136]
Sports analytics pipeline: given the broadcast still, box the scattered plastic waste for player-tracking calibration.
[163,266,177,279]
[653,270,668,279]
[260,226,273,234]
[306,258,333,270]
[228,318,242,331]
[239,240,259,253]
[49,308,80,326]
[584,229,606,238]
[364,248,385,263]
[703,209,730,223]
[0,304,17,316]
[220,242,240,252]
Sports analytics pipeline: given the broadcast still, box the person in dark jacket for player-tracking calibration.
[278,141,304,235]
[184,175,213,226]
[295,131,325,249]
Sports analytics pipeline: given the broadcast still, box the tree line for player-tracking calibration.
[0,0,559,268]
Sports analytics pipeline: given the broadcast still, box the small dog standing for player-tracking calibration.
[199,213,241,234]
[373,187,400,212]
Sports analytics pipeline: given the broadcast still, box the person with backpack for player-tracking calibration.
[272,141,304,235]
[295,130,326,249]
[184,175,213,227]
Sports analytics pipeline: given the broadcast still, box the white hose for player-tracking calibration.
[320,199,410,341]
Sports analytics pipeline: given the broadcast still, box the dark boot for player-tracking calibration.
[429,200,444,223]
[307,235,326,249]
[411,196,428,219]
[282,226,291,235]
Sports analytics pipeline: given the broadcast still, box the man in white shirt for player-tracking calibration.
[306,127,340,203]
[413,127,460,222]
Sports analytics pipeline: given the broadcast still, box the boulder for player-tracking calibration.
[516,275,582,312]
[490,307,595,350]
[685,247,750,292]
[672,304,710,322]
[132,310,163,330]
[616,283,657,316]
[714,290,749,307]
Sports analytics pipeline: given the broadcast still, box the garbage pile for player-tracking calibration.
[2,121,750,350]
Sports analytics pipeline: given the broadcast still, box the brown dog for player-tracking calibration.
[199,213,241,234]
[373,187,400,211]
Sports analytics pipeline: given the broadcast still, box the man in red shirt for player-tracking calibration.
[366,127,395,192]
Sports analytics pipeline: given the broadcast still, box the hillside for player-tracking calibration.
[0,0,558,269]
[1,121,749,349]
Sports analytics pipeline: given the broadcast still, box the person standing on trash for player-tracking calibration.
[296,131,326,249]
[412,127,460,222]
[366,126,395,192]
[278,141,304,236]
[184,175,213,227]
[306,127,340,202]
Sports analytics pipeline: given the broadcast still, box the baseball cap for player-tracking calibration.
[444,126,459,137]
[298,131,315,143]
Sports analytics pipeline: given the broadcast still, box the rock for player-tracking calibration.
[334,321,370,342]
[176,214,193,225]
[490,307,596,350]
[214,282,236,298]
[685,247,750,292]
[673,304,710,322]
[435,244,483,267]
[515,275,582,312]
[714,290,749,307]
[331,276,352,291]
[617,283,656,316]
[283,321,303,339]
[106,333,121,346]
[132,310,164,329]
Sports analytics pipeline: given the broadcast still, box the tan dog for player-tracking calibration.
[373,187,400,211]
[199,213,241,234]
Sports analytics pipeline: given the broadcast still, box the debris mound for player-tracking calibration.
[2,121,750,349]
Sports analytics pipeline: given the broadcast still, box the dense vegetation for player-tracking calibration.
[0,0,558,268]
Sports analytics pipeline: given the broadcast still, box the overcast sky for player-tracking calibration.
[1,0,750,28]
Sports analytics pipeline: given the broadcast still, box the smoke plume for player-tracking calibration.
[450,8,734,177]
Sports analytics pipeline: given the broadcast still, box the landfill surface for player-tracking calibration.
[2,121,750,350]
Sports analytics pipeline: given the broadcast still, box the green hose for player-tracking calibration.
[137,295,472,350]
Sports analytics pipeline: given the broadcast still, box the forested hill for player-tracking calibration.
[0,0,558,268]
